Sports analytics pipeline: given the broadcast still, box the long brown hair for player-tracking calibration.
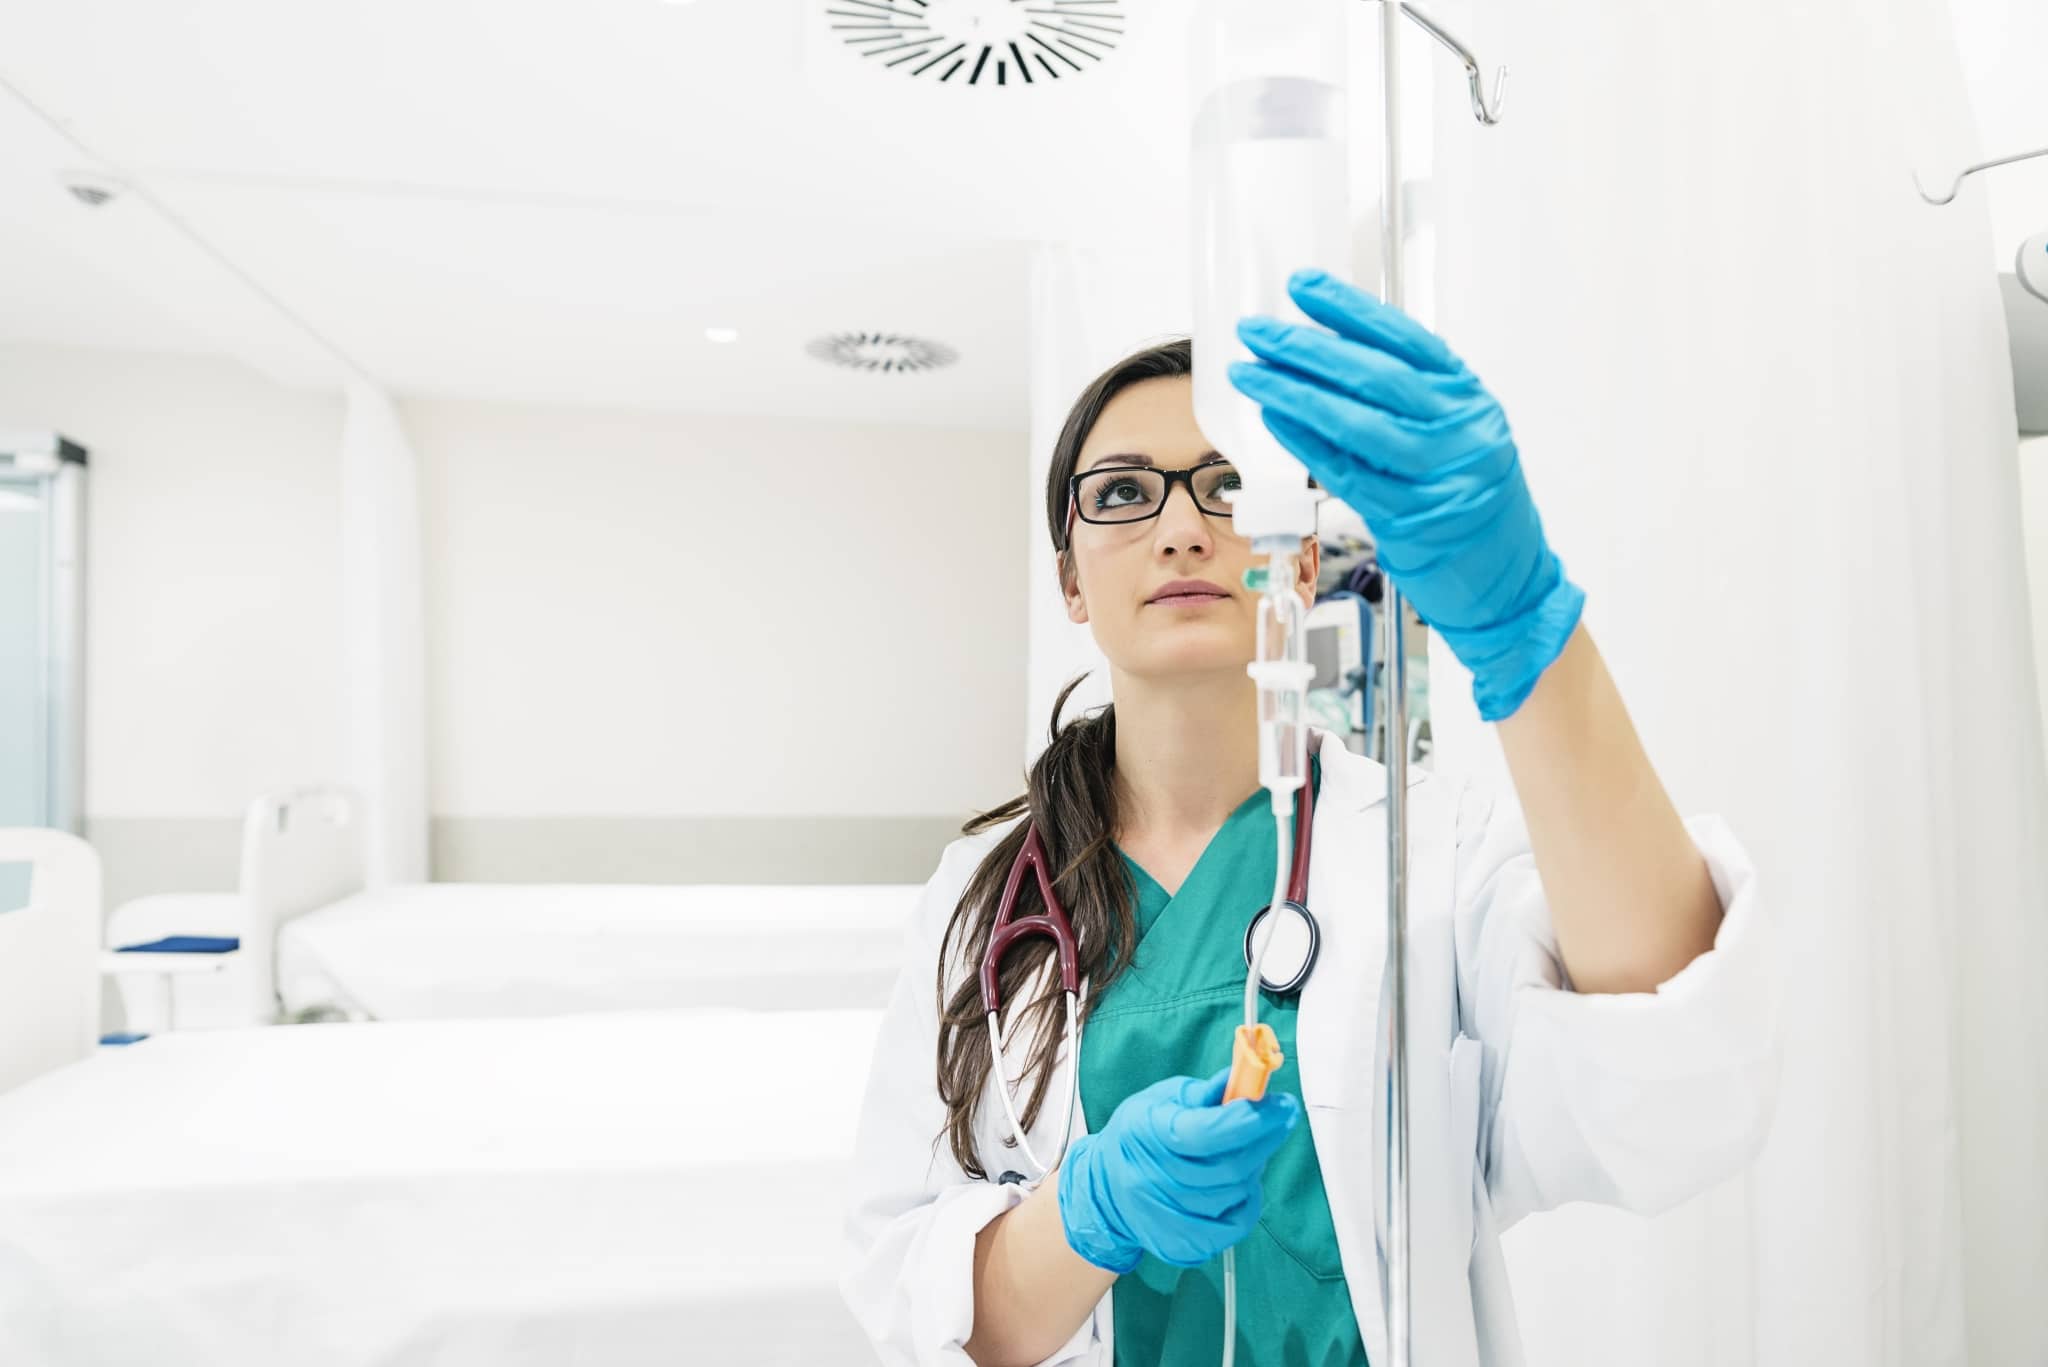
[933,337,1193,1178]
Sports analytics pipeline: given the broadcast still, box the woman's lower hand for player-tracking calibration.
[1228,269,1585,722]
[1056,1069,1299,1273]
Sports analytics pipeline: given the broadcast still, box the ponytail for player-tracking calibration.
[934,677,1133,1178]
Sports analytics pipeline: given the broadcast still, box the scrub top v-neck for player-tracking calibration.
[1078,758,1367,1367]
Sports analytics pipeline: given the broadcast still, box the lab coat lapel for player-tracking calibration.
[1297,734,1395,1366]
[1304,737,1483,1367]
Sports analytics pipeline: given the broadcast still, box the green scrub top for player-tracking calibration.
[1079,759,1368,1367]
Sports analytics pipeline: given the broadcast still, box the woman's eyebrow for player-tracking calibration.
[1080,450,1221,472]
[1082,452,1154,472]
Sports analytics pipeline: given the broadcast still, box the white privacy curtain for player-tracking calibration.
[1024,242,1191,764]
[1421,0,2048,1363]
[340,381,428,886]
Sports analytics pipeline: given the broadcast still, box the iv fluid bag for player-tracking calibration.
[1190,1,1351,535]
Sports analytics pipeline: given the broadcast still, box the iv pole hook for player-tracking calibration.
[1914,144,2048,206]
[1397,2,1509,125]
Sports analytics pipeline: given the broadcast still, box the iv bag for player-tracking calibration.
[1190,0,1352,541]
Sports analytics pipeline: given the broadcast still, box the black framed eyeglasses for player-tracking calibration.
[1067,459,1243,534]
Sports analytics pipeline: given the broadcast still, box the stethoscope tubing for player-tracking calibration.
[980,754,1319,1177]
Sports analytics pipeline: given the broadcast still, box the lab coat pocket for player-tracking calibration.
[1447,1034,1484,1258]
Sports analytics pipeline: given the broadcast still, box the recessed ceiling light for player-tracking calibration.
[705,327,739,344]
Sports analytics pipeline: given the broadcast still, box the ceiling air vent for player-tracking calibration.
[806,332,960,373]
[826,0,1126,86]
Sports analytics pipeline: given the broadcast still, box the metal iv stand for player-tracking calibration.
[1370,5,1506,1366]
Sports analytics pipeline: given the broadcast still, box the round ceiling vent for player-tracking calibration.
[806,332,960,373]
[827,0,1126,85]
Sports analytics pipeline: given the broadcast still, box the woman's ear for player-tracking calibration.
[1060,551,1089,625]
[1295,535,1322,604]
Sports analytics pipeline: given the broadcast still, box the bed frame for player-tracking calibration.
[0,829,101,1092]
[235,786,367,1022]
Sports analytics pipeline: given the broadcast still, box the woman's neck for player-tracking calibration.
[1109,668,1262,842]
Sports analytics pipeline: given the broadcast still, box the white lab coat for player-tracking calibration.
[842,733,1779,1366]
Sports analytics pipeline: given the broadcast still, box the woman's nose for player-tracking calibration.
[1151,481,1214,556]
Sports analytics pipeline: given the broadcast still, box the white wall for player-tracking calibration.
[0,343,346,821]
[5,342,2032,845]
[404,397,1028,821]
[2022,436,2048,765]
[0,342,1031,900]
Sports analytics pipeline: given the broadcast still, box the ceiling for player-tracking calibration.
[0,0,1199,430]
[9,0,2037,434]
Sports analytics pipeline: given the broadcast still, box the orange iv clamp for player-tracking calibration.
[1222,1022,1284,1104]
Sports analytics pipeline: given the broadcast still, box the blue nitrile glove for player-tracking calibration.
[1057,1069,1301,1274]
[1228,269,1585,721]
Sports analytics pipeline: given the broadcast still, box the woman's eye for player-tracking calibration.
[1096,478,1147,508]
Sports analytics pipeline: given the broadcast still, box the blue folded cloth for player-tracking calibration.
[99,1032,150,1046]
[114,935,240,954]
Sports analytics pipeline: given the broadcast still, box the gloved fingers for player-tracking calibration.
[1229,362,1446,480]
[1171,1069,1232,1110]
[1116,1146,1253,1220]
[1257,413,1424,568]
[1160,1098,1269,1156]
[1156,1171,1258,1219]
[1234,317,1453,422]
[1257,409,1422,519]
[1283,269,1464,376]
[1254,407,1352,489]
[1148,1192,1265,1267]
[1161,1094,1290,1157]
[1217,1095,1301,1171]
[1161,1089,1303,1161]
[1148,1142,1281,1201]
[1209,1189,1265,1247]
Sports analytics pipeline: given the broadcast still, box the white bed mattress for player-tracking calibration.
[0,1008,885,1367]
[275,883,921,1022]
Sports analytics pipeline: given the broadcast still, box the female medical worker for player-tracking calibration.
[843,271,1778,1367]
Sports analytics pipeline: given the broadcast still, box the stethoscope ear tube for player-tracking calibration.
[984,993,1080,1179]
[981,821,1086,1180]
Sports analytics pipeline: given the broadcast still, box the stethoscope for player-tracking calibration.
[980,774,1320,1180]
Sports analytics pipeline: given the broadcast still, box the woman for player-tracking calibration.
[842,272,1777,1366]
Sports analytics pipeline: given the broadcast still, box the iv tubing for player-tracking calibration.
[1222,543,1309,1367]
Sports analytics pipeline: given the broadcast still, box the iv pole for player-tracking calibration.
[1375,3,1414,1361]
[1371,5,1506,1364]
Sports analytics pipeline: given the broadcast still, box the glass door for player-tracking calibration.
[0,473,52,831]
[0,435,86,887]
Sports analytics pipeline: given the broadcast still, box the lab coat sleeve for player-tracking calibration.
[841,833,1104,1367]
[1450,780,1782,1231]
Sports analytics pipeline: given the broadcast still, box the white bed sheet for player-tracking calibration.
[0,1008,884,1367]
[275,883,920,1022]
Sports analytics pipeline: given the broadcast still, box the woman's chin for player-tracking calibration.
[1119,634,1255,681]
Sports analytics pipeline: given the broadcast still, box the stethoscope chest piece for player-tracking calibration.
[1243,899,1319,997]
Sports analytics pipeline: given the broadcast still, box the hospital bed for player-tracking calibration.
[273,881,919,1022]
[0,828,100,1093]
[104,787,921,1028]
[0,1007,884,1366]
